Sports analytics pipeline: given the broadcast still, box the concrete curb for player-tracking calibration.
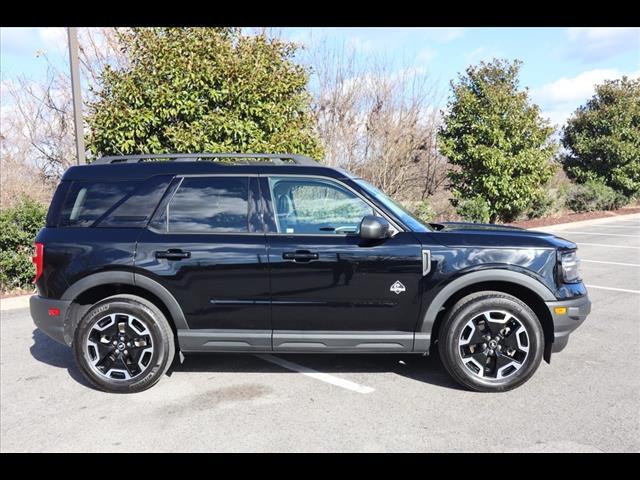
[525,212,640,231]
[1,295,32,312]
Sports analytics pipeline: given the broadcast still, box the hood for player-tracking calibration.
[424,221,577,250]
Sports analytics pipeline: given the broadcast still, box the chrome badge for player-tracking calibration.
[390,281,406,295]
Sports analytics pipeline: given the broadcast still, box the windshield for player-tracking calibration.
[353,178,431,232]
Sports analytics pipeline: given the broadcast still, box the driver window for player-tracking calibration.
[268,177,374,235]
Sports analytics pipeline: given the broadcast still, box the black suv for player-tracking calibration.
[30,153,591,393]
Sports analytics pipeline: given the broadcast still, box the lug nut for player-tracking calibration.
[112,341,117,345]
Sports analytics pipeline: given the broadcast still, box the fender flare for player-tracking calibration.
[61,271,188,330]
[419,269,556,336]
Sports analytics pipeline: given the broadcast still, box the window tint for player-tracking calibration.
[152,177,250,233]
[59,181,142,227]
[269,177,374,234]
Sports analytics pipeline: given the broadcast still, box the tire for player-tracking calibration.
[73,294,175,393]
[438,291,544,392]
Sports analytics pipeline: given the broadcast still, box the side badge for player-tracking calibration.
[390,281,406,295]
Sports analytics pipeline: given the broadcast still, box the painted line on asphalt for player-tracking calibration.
[586,285,640,294]
[584,225,640,229]
[255,354,375,394]
[577,243,640,249]
[562,231,640,238]
[581,259,640,267]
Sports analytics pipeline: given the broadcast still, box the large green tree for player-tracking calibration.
[438,59,557,223]
[86,28,322,159]
[562,76,640,199]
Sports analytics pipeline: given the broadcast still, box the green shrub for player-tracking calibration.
[456,196,491,223]
[0,197,47,291]
[566,180,628,213]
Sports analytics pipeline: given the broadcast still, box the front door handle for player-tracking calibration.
[282,250,319,262]
[155,249,191,260]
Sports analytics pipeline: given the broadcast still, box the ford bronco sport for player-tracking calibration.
[30,153,591,393]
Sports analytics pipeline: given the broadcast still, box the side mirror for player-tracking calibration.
[360,215,391,240]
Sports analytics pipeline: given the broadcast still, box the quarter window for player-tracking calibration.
[152,177,250,233]
[268,177,374,235]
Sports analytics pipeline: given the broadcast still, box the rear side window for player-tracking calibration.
[59,181,142,227]
[150,177,250,233]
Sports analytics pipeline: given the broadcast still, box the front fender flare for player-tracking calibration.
[414,269,555,351]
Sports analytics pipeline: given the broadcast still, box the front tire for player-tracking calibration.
[438,291,544,392]
[73,294,175,393]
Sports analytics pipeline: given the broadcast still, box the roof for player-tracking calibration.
[61,153,353,181]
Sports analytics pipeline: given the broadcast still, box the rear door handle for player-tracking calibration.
[155,249,191,260]
[282,250,319,262]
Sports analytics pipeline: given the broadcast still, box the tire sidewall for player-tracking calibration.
[442,295,544,392]
[73,297,172,393]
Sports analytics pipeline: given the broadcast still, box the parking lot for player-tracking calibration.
[1,214,639,452]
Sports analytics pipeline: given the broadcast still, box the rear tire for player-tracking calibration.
[73,294,175,393]
[438,291,544,392]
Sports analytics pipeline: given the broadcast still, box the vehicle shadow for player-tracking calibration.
[29,329,96,390]
[170,351,464,391]
[29,328,463,391]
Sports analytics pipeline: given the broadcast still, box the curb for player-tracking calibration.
[525,212,640,231]
[0,295,32,312]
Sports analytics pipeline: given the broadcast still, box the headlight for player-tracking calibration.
[560,250,581,283]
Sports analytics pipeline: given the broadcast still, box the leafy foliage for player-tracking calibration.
[566,180,627,213]
[86,28,322,159]
[0,197,47,291]
[562,76,640,199]
[438,59,557,223]
[456,196,491,223]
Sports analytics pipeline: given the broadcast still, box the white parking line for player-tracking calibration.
[586,285,640,294]
[583,225,640,229]
[582,259,640,267]
[255,354,376,394]
[577,243,640,249]
[562,231,640,238]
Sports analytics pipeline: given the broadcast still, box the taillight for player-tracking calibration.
[32,242,44,283]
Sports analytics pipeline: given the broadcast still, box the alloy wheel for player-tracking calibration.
[458,310,530,380]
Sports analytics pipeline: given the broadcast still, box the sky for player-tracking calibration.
[1,27,639,129]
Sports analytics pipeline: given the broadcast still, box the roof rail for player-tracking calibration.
[92,153,319,166]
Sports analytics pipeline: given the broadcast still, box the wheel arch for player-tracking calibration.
[61,271,187,345]
[419,270,555,363]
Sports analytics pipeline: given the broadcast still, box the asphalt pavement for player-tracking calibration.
[1,214,638,452]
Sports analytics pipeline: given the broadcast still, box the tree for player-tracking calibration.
[437,59,557,223]
[86,28,322,159]
[562,76,640,199]
[309,42,447,202]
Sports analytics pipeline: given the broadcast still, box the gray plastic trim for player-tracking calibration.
[273,331,413,352]
[61,271,188,330]
[178,330,272,352]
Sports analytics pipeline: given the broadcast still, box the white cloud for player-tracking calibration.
[533,68,640,127]
[0,28,40,55]
[566,27,640,63]
[37,28,68,53]
[422,27,465,43]
[416,46,437,63]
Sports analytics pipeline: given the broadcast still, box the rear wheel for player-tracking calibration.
[73,294,175,393]
[438,291,544,392]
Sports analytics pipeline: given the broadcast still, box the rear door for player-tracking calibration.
[135,174,271,351]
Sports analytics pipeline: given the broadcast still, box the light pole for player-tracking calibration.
[67,27,85,165]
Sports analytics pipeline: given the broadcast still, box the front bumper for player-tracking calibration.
[30,296,72,346]
[545,294,591,353]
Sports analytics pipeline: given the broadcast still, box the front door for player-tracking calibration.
[261,175,425,352]
[135,175,271,351]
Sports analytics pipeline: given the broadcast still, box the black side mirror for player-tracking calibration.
[360,215,391,240]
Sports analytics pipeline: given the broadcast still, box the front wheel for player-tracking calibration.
[438,291,544,392]
[73,294,175,393]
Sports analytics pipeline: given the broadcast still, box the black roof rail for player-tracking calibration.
[92,153,319,166]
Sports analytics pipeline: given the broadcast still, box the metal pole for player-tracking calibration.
[67,27,85,165]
